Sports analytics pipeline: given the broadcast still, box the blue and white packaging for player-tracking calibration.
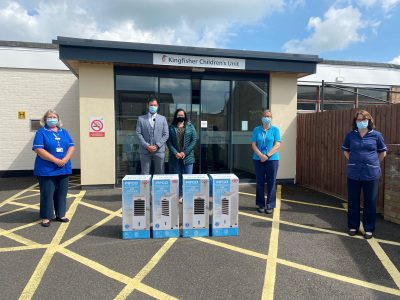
[182,174,210,237]
[122,175,152,239]
[209,174,239,236]
[152,174,179,238]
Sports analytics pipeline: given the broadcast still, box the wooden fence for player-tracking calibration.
[296,104,400,210]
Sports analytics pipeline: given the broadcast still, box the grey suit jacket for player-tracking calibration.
[136,114,169,154]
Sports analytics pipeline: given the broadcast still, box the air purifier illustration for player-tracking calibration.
[132,195,147,230]
[192,194,207,228]
[220,192,238,227]
[160,193,178,229]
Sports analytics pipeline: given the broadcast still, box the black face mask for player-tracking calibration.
[176,116,185,122]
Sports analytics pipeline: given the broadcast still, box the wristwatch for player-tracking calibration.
[266,154,271,158]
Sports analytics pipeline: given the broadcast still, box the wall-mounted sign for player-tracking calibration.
[89,117,105,137]
[153,53,245,70]
[201,121,208,128]
[18,111,26,119]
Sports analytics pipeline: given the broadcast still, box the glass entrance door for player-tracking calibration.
[200,80,231,173]
[115,70,269,183]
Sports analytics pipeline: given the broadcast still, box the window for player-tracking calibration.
[30,119,41,131]
[298,85,318,100]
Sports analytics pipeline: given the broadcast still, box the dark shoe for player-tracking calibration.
[54,217,69,223]
[348,229,358,236]
[265,208,273,214]
[257,207,265,213]
[364,232,373,239]
[41,220,51,227]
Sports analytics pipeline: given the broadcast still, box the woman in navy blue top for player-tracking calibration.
[342,110,387,239]
[32,110,75,227]
[251,110,281,214]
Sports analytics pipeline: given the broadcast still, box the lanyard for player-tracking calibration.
[261,130,267,146]
[52,132,61,148]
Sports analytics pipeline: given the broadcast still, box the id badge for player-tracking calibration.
[56,147,64,153]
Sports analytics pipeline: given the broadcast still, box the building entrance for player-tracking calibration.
[115,68,268,184]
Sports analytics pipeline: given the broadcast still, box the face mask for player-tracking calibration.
[46,118,58,127]
[149,106,158,114]
[356,120,368,130]
[262,117,271,125]
[176,116,185,122]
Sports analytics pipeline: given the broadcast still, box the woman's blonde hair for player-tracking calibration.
[40,109,63,127]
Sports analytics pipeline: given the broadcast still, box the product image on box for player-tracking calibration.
[209,174,239,237]
[122,175,151,239]
[152,174,179,238]
[182,174,209,237]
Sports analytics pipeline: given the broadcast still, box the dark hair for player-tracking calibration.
[352,110,375,130]
[147,96,158,105]
[172,109,188,126]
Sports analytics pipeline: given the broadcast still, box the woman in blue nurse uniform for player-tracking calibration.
[32,110,75,227]
[251,110,281,214]
[342,110,387,239]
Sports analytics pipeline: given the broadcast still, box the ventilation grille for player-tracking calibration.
[221,198,229,215]
[162,199,170,216]
[133,199,145,216]
[194,198,205,215]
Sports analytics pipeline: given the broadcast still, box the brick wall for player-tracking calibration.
[390,86,400,104]
[384,144,400,224]
[0,68,80,171]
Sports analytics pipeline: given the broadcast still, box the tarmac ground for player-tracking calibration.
[1,175,399,299]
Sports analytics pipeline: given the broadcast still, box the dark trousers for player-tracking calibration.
[347,178,379,232]
[253,160,279,209]
[38,175,69,219]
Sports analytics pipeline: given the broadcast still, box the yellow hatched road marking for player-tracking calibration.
[0,204,39,217]
[262,185,281,300]
[239,191,346,211]
[239,211,400,247]
[5,193,40,202]
[194,237,268,260]
[0,244,48,253]
[19,191,85,300]
[59,247,131,283]
[80,200,122,217]
[60,208,122,248]
[195,235,400,297]
[0,183,38,208]
[278,258,400,296]
[114,238,177,300]
[58,247,177,299]
[0,228,41,247]
[367,238,400,289]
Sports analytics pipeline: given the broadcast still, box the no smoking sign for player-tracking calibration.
[89,117,105,137]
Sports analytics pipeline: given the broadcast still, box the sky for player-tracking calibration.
[0,0,399,64]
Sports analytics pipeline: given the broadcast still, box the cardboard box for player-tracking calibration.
[122,175,152,239]
[152,174,180,238]
[182,174,210,237]
[209,174,239,236]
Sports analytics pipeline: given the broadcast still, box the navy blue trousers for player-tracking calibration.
[38,175,69,219]
[347,178,379,232]
[253,160,279,209]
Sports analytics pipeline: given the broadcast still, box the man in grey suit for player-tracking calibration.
[136,97,169,174]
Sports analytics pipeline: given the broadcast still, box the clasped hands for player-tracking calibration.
[54,157,69,167]
[175,152,185,159]
[147,145,158,153]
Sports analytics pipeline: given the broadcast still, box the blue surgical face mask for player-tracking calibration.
[149,106,158,114]
[356,120,368,130]
[46,118,58,127]
[262,117,271,125]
